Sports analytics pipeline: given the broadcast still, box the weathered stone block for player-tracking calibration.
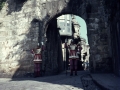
[46,2,52,14]
[0,37,7,42]
[41,9,47,18]
[0,31,8,36]
[58,0,64,11]
[40,0,47,3]
[87,13,98,18]
[91,5,98,13]
[88,23,98,29]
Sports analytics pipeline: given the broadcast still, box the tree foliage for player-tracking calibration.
[0,0,6,10]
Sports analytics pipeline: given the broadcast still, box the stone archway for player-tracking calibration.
[0,0,117,77]
[42,0,111,74]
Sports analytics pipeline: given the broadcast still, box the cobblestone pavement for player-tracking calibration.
[0,71,89,90]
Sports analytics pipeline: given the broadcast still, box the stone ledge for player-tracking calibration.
[92,77,109,90]
[91,74,120,90]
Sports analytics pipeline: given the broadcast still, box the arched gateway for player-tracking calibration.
[0,0,119,77]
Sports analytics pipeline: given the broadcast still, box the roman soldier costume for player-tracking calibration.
[32,43,44,77]
[69,42,79,76]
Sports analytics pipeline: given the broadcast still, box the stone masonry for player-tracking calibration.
[0,0,120,77]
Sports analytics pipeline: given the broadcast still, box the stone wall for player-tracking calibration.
[0,0,117,77]
[86,0,113,73]
[104,0,120,76]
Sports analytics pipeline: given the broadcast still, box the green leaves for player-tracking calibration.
[0,0,6,10]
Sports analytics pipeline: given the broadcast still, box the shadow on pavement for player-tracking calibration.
[9,71,89,90]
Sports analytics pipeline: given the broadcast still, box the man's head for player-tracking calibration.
[73,33,78,39]
[70,40,74,44]
[37,43,40,48]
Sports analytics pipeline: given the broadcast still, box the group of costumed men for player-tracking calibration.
[31,40,82,77]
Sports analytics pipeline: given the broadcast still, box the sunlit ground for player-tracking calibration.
[0,71,89,90]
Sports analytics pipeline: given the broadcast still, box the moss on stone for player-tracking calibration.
[0,0,6,10]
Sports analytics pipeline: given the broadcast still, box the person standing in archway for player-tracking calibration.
[32,43,44,77]
[69,40,78,76]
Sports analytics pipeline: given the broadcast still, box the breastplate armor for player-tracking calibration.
[35,48,41,54]
[70,45,76,50]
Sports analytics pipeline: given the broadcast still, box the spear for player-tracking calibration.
[65,38,67,75]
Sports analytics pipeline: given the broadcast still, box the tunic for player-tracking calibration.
[69,45,79,59]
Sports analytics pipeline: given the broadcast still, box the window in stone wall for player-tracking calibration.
[67,23,70,26]
[60,22,65,27]
[67,28,70,32]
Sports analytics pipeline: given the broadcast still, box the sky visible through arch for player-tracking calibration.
[75,16,88,45]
